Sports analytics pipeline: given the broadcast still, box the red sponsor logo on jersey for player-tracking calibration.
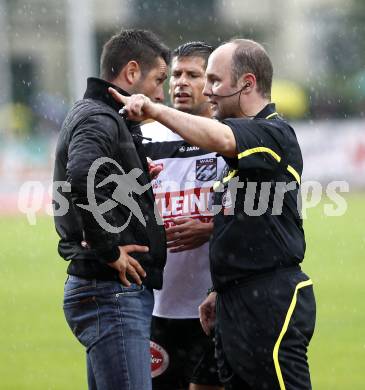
[150,341,169,378]
[154,187,213,224]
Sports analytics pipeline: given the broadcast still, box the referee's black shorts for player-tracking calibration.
[215,266,316,390]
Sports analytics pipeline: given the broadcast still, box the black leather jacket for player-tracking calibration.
[53,77,166,289]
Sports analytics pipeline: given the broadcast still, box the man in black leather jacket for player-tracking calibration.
[53,29,170,390]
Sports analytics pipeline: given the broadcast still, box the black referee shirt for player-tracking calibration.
[210,103,305,291]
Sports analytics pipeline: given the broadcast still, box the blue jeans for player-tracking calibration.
[63,275,154,390]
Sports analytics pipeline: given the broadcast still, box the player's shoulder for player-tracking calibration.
[141,120,183,143]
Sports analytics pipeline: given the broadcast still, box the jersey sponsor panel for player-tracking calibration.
[142,121,225,318]
[154,187,214,226]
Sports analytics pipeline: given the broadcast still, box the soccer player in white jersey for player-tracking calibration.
[142,42,224,390]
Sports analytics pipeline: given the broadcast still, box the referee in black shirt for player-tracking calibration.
[109,38,316,390]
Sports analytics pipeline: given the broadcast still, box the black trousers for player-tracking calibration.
[215,267,316,390]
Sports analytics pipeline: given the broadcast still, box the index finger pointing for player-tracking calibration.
[108,87,127,105]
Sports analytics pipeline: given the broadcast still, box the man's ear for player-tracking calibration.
[124,60,142,85]
[240,73,256,92]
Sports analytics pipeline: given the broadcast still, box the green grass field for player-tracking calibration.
[0,194,364,389]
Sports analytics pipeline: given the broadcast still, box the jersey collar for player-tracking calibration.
[254,103,277,119]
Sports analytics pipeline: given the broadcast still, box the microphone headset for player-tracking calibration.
[208,82,255,118]
[208,82,251,98]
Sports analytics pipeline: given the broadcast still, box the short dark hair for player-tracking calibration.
[100,29,171,81]
[229,39,273,99]
[172,41,214,68]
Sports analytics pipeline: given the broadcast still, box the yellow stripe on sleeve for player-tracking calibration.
[222,169,238,183]
[238,147,281,162]
[237,147,300,184]
[213,181,222,191]
[287,165,301,184]
[213,169,238,191]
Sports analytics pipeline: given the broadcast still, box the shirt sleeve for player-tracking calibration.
[222,118,285,173]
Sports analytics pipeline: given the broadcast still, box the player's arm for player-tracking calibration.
[109,88,237,158]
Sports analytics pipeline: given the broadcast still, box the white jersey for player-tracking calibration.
[142,121,225,318]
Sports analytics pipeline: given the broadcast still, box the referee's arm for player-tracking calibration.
[108,88,237,158]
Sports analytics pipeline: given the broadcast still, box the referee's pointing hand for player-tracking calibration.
[108,87,160,122]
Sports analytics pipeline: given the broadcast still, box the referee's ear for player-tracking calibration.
[240,73,256,94]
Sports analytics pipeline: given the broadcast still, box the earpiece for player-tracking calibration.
[209,81,252,98]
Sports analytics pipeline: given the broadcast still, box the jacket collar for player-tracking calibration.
[254,103,277,119]
[83,77,130,112]
[84,77,142,128]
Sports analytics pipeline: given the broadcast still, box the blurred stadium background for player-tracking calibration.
[0,0,364,388]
